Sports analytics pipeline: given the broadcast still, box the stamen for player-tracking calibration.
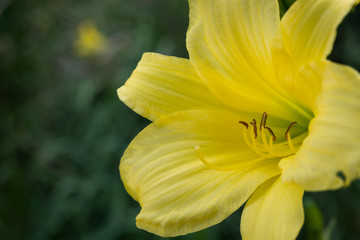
[249,119,258,138]
[261,125,269,149]
[260,112,267,130]
[238,114,300,159]
[249,126,271,157]
[268,136,290,157]
[240,121,265,156]
[268,136,276,155]
[242,125,254,150]
[285,122,297,140]
[286,132,296,153]
[195,146,247,171]
[264,127,276,142]
[239,121,249,129]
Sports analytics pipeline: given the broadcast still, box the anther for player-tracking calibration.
[250,119,258,138]
[238,114,299,158]
[285,122,297,140]
[264,127,276,141]
[239,121,249,129]
[260,112,267,130]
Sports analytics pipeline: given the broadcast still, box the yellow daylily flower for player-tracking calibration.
[117,0,360,239]
[74,20,106,57]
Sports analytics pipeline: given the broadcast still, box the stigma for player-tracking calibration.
[239,112,298,158]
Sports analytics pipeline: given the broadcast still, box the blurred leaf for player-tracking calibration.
[278,0,296,17]
[304,198,324,240]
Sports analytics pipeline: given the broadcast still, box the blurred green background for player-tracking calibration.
[0,0,359,239]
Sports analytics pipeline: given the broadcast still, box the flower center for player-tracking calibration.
[195,112,299,171]
[239,112,298,159]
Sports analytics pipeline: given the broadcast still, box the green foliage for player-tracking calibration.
[278,0,296,17]
[304,198,324,240]
[0,1,359,240]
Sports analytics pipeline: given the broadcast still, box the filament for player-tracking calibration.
[196,113,302,172]
[285,122,297,139]
[286,132,296,153]
[249,126,270,157]
[238,113,300,159]
[261,126,269,149]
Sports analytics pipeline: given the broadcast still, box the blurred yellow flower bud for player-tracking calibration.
[74,20,106,57]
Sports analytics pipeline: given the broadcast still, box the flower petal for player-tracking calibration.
[277,60,325,112]
[117,53,231,121]
[120,110,280,237]
[240,177,304,240]
[187,0,296,118]
[280,61,360,191]
[278,0,358,68]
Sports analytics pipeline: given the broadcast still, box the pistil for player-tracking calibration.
[195,145,264,171]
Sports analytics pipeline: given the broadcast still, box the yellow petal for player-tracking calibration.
[120,110,280,237]
[277,60,325,112]
[241,177,304,240]
[117,53,231,121]
[278,0,358,68]
[280,61,360,191]
[187,0,299,119]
